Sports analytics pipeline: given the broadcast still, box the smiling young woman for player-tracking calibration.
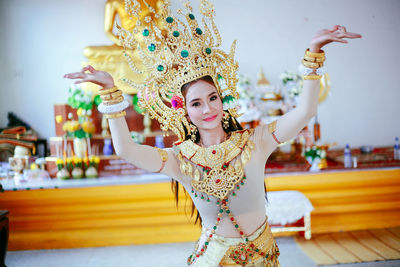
[64,0,361,265]
[181,76,243,145]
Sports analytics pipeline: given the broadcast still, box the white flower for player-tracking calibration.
[83,96,91,104]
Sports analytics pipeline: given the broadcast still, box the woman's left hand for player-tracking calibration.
[309,25,362,52]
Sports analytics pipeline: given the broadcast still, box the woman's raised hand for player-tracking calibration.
[63,65,115,89]
[309,25,362,52]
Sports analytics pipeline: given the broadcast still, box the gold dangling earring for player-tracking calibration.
[189,123,198,142]
[222,111,230,130]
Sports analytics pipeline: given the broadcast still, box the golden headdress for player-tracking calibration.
[118,0,240,141]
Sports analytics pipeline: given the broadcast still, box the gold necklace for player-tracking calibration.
[174,129,255,199]
[198,132,228,148]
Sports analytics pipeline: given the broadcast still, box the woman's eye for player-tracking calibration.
[210,95,217,101]
[192,102,200,107]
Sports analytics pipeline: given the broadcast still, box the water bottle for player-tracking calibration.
[103,138,113,156]
[395,137,400,160]
[344,144,352,168]
[155,135,165,148]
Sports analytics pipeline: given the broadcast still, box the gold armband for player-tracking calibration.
[303,75,322,80]
[104,111,126,119]
[102,96,124,105]
[101,90,123,101]
[305,48,325,58]
[155,147,168,173]
[99,86,118,95]
[303,54,325,63]
[302,59,323,69]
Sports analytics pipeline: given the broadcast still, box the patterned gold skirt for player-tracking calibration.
[191,219,280,267]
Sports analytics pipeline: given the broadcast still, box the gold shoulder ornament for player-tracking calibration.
[174,129,255,200]
[118,0,241,142]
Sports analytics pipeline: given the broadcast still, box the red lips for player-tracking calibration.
[203,115,217,122]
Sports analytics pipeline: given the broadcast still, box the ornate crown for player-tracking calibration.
[118,0,240,141]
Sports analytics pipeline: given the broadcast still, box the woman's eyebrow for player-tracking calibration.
[189,92,217,103]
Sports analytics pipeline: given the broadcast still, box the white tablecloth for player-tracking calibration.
[266,190,314,225]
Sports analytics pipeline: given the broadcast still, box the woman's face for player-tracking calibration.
[184,80,224,131]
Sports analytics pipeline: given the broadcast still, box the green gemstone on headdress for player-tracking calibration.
[148,43,156,52]
[157,65,164,72]
[142,29,149,37]
[173,31,180,37]
[181,50,189,58]
[223,95,235,103]
[218,74,222,79]
[196,28,203,35]
[189,13,195,20]
[166,16,174,23]
[205,48,212,54]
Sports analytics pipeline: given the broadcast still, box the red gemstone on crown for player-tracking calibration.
[212,150,216,154]
[215,179,221,183]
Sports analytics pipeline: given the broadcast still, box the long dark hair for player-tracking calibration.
[171,76,266,226]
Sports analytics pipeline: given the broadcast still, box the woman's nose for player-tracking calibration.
[202,102,211,114]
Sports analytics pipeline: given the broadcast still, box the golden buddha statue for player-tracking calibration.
[82,0,162,94]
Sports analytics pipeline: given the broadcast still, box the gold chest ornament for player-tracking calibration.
[174,129,255,200]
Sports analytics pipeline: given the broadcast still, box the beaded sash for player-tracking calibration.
[180,128,282,266]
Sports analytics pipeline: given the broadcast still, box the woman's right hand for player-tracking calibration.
[63,65,115,89]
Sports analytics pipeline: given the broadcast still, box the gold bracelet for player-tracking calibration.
[99,86,118,95]
[303,75,322,80]
[305,48,325,58]
[302,59,323,69]
[101,90,123,101]
[304,54,325,63]
[155,147,168,173]
[105,111,126,119]
[102,96,124,105]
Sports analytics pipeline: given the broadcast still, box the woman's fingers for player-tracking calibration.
[64,72,86,79]
[329,25,341,32]
[81,65,96,74]
[332,37,348,43]
[80,65,92,73]
[74,79,89,84]
[64,65,96,79]
[344,32,362,38]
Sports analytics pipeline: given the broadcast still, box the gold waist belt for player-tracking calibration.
[193,221,280,267]
[219,222,280,267]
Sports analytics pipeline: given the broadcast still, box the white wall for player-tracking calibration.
[1,0,399,148]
